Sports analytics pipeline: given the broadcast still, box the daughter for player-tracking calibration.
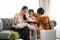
[27,9,38,29]
[27,9,38,40]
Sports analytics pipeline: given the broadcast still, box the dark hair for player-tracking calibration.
[22,6,28,21]
[22,6,28,10]
[37,7,44,15]
[23,15,27,21]
[28,9,34,14]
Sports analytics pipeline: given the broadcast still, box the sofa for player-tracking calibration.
[0,18,29,40]
[0,18,57,40]
[0,18,13,39]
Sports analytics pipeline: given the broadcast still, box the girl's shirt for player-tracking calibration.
[27,16,36,22]
[27,16,37,28]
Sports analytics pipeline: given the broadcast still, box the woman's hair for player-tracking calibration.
[28,9,34,14]
[23,15,27,21]
[22,6,28,21]
[22,6,28,10]
[37,7,44,15]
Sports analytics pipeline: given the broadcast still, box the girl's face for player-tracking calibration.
[29,12,34,17]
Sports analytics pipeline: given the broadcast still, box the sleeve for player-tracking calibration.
[14,14,18,19]
[40,16,49,24]
[13,13,18,25]
[47,16,52,29]
[40,16,52,30]
[33,13,38,17]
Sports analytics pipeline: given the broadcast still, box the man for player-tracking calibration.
[33,8,52,39]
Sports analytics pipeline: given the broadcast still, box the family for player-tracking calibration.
[12,6,52,40]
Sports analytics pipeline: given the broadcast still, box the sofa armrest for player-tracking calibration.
[40,30,56,40]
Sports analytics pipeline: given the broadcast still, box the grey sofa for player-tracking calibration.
[0,18,13,39]
[0,18,29,40]
[0,18,57,40]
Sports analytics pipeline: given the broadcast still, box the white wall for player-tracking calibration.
[49,0,60,38]
[0,0,39,18]
[49,0,60,29]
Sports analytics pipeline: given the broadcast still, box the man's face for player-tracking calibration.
[37,13,41,16]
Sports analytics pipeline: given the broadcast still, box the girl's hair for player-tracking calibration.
[28,9,34,14]
[22,6,28,10]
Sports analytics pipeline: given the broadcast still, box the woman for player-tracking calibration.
[33,8,52,39]
[13,6,36,40]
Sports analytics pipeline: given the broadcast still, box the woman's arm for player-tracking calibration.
[13,16,18,25]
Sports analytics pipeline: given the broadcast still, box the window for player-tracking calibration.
[0,0,39,18]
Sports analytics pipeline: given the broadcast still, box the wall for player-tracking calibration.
[49,0,60,29]
[49,0,60,38]
[39,0,49,15]
[0,0,39,18]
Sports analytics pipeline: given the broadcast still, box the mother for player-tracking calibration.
[13,6,36,40]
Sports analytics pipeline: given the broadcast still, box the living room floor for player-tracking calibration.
[56,39,59,40]
[18,39,59,40]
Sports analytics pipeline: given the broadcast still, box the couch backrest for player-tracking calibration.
[1,18,13,30]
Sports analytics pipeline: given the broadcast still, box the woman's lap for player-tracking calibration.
[11,27,29,40]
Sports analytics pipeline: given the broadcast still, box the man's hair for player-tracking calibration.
[22,6,28,10]
[37,7,44,15]
[28,9,34,14]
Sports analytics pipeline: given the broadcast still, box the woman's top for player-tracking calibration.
[13,13,36,30]
[13,13,26,26]
[14,13,25,23]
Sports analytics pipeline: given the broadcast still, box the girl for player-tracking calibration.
[27,9,38,40]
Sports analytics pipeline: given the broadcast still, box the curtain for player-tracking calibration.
[39,0,50,15]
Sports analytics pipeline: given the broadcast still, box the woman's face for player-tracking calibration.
[23,9,28,14]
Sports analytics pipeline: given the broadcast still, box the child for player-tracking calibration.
[27,9,38,29]
[27,9,38,40]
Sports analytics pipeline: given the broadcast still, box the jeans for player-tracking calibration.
[11,27,29,40]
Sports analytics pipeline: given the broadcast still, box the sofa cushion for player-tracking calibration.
[1,18,13,30]
[0,19,3,31]
[0,30,11,39]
